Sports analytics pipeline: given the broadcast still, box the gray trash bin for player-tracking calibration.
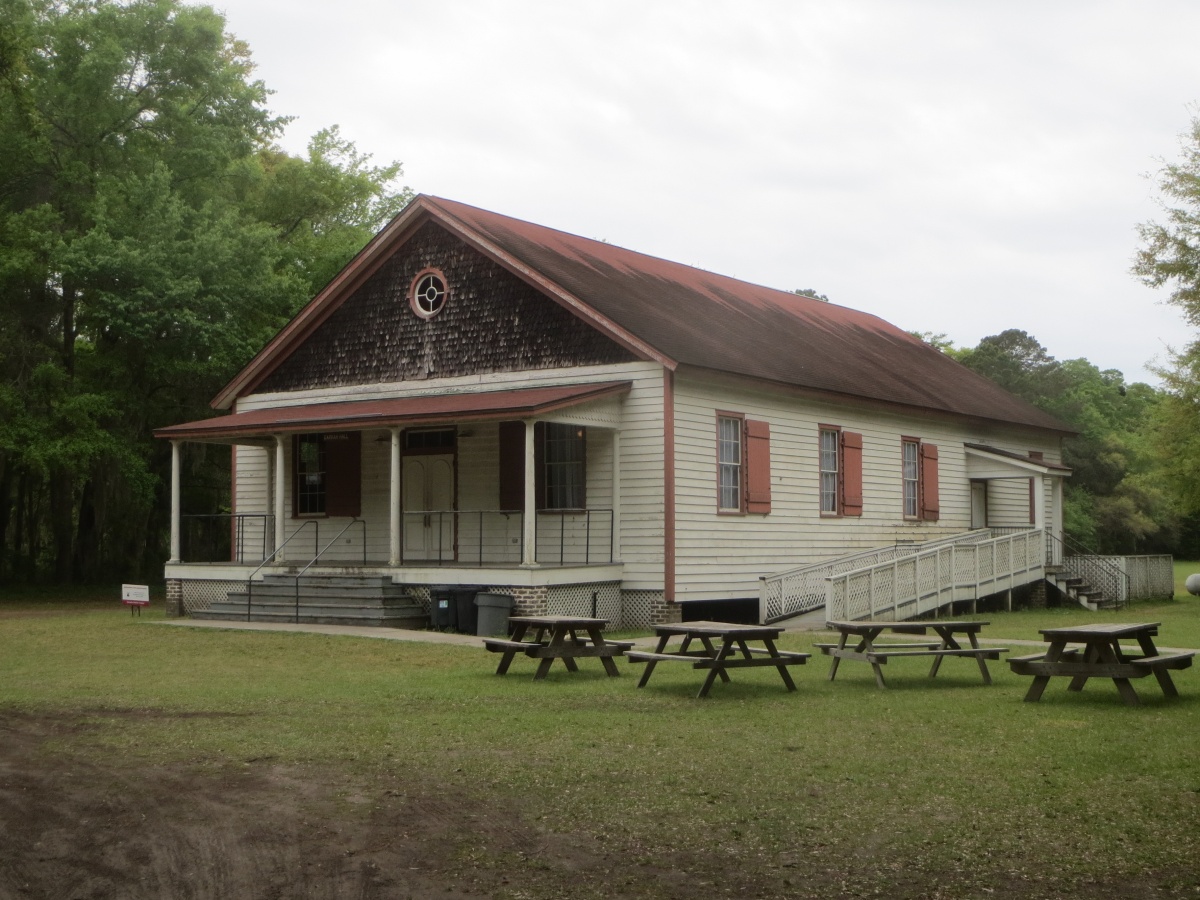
[474,592,515,636]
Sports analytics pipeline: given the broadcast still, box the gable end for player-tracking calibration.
[256,222,638,394]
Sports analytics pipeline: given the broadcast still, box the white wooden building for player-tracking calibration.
[157,196,1074,626]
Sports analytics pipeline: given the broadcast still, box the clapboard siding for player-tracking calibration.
[232,361,666,587]
[671,373,1062,601]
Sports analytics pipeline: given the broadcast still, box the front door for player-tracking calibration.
[403,455,455,560]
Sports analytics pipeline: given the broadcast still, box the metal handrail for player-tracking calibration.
[244,520,318,621]
[1046,531,1130,608]
[290,519,367,622]
[179,513,276,563]
[536,508,614,565]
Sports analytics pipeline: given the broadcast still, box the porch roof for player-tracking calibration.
[964,443,1072,478]
[154,381,631,442]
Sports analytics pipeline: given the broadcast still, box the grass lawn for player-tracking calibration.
[2,580,1200,898]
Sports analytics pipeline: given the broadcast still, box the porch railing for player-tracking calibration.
[1047,531,1130,608]
[399,508,614,566]
[760,529,1008,623]
[824,528,1045,622]
[180,513,275,564]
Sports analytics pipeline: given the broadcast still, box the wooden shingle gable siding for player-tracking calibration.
[257,223,637,394]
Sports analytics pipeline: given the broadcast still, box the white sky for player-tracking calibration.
[216,0,1200,385]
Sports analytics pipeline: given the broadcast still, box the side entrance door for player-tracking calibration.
[402,455,455,560]
[970,480,988,529]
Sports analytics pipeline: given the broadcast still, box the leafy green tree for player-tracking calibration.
[1134,113,1200,550]
[958,331,1170,554]
[0,0,410,583]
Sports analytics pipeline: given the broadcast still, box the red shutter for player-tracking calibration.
[841,431,863,516]
[498,421,525,512]
[920,443,939,521]
[324,432,361,518]
[745,419,771,514]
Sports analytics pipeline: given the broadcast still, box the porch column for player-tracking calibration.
[389,427,401,566]
[274,435,286,561]
[1050,476,1064,564]
[169,440,182,563]
[1032,474,1047,537]
[522,418,537,566]
[611,430,621,561]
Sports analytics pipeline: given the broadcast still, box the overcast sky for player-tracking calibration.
[216,0,1199,384]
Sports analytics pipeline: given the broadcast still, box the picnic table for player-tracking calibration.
[1008,622,1195,706]
[482,615,632,680]
[625,621,810,698]
[818,620,1007,688]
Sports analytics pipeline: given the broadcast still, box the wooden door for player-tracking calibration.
[403,455,455,560]
[970,481,988,529]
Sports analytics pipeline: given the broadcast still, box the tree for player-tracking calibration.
[793,288,830,302]
[0,0,410,584]
[958,331,1170,554]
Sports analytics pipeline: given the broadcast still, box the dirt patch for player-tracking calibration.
[0,710,1195,899]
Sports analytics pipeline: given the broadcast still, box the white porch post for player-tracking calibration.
[169,440,182,563]
[522,418,537,566]
[611,430,621,561]
[389,427,401,566]
[274,435,286,561]
[1033,475,1047,567]
[1051,476,1064,564]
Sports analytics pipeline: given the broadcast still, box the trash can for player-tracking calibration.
[454,587,482,635]
[430,586,456,631]
[474,592,515,636]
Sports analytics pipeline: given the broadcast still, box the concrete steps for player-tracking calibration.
[191,574,428,628]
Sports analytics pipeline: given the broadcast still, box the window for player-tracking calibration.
[718,415,742,512]
[542,423,585,510]
[820,428,839,514]
[902,438,939,521]
[408,268,449,319]
[903,439,920,518]
[292,432,362,518]
[818,427,863,517]
[716,414,772,514]
[496,421,588,512]
[295,434,325,516]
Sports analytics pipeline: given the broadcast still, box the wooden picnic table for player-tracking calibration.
[819,620,1007,688]
[625,621,810,698]
[482,615,632,680]
[1008,622,1195,706]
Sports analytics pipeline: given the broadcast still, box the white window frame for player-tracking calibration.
[819,427,840,515]
[902,438,920,519]
[717,414,743,512]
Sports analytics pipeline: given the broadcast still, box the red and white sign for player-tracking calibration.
[121,584,150,606]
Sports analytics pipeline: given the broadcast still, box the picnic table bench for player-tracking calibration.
[625,621,810,698]
[1008,622,1195,705]
[821,620,1007,688]
[483,615,632,679]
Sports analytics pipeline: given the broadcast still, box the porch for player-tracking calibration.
[156,381,647,624]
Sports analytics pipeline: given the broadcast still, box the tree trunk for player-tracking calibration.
[49,466,75,583]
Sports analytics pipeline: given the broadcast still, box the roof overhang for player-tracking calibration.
[964,443,1071,479]
[156,381,631,443]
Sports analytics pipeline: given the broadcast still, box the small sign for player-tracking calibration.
[121,584,150,605]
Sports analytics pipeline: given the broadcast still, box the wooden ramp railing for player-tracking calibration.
[760,528,1045,624]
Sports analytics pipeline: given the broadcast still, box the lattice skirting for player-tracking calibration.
[620,589,668,628]
[544,583,621,620]
[180,579,242,615]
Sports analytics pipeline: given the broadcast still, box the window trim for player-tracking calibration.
[293,433,326,518]
[902,436,921,520]
[716,411,745,514]
[540,422,587,512]
[818,424,841,517]
[408,267,450,320]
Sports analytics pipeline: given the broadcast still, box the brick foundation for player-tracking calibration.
[165,579,184,618]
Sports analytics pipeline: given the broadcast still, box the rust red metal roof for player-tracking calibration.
[156,382,631,441]
[213,194,1073,434]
